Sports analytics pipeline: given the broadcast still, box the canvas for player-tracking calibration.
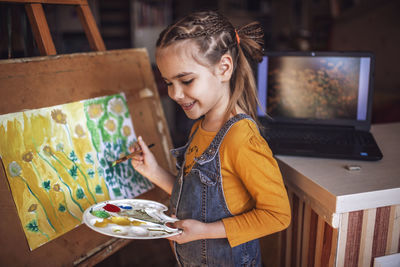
[0,93,153,250]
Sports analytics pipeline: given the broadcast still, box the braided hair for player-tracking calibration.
[156,10,264,124]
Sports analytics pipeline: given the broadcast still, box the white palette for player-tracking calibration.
[83,199,181,239]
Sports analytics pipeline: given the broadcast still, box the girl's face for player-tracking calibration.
[156,41,231,123]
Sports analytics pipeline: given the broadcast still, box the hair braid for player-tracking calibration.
[237,22,265,63]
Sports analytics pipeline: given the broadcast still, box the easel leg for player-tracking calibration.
[76,4,106,51]
[25,3,56,56]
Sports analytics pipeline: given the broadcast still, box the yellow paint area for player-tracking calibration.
[0,102,110,250]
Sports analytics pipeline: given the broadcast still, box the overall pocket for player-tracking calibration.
[192,168,219,186]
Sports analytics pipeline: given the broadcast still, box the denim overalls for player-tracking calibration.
[170,114,262,267]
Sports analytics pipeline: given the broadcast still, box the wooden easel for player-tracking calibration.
[0,0,105,55]
[0,2,176,266]
[0,48,175,266]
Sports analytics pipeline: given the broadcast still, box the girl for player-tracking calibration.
[131,10,291,267]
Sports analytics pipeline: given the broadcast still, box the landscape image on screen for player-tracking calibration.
[267,56,360,120]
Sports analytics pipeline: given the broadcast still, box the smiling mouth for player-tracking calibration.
[180,101,196,111]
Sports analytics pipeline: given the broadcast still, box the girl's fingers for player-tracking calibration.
[172,220,182,229]
[131,158,143,165]
[129,142,139,153]
[137,136,151,154]
[132,155,144,160]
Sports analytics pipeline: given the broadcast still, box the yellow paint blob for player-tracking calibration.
[93,216,146,227]
[110,216,131,226]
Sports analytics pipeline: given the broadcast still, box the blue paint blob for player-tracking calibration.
[119,205,132,210]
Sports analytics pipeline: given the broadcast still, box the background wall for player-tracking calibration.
[328,0,400,123]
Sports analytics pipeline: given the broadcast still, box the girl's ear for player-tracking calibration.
[217,54,233,82]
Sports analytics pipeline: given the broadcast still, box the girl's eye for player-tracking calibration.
[164,81,173,87]
[182,79,194,85]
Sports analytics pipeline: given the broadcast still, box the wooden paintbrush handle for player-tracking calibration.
[114,143,155,165]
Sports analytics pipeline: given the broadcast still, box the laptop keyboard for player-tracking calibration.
[265,127,375,146]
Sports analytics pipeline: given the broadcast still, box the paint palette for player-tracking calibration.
[83,199,181,239]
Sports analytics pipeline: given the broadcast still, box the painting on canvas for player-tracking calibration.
[0,93,153,250]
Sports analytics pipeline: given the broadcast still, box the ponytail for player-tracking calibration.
[228,22,264,126]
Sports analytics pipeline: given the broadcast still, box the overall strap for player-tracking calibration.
[195,114,254,165]
[170,120,201,158]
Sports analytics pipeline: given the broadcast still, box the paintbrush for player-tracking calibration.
[112,143,154,167]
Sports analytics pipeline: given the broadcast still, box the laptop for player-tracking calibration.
[256,51,383,161]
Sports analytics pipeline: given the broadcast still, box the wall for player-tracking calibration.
[329,0,400,123]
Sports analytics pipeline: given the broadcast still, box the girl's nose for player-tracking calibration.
[169,86,184,101]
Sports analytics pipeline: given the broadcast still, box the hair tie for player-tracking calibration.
[235,29,240,45]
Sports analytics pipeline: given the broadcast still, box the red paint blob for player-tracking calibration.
[103,204,121,212]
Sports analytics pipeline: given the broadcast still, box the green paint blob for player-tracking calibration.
[90,210,110,219]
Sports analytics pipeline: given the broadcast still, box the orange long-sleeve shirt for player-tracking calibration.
[184,118,291,247]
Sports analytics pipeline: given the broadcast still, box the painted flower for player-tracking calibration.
[74,124,86,138]
[43,145,53,156]
[42,180,51,191]
[26,219,39,232]
[58,204,66,212]
[95,185,103,194]
[85,153,94,165]
[28,204,38,212]
[87,169,95,178]
[104,119,116,133]
[53,184,61,191]
[51,109,67,124]
[69,165,78,178]
[22,152,34,162]
[109,98,126,115]
[56,143,64,152]
[76,188,84,199]
[122,125,131,137]
[88,104,103,119]
[69,151,78,162]
[8,161,22,177]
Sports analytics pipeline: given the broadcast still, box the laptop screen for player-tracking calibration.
[257,51,374,130]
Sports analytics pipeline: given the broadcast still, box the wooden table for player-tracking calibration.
[276,123,400,267]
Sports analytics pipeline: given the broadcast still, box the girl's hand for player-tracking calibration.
[166,219,207,244]
[166,219,227,244]
[130,136,175,194]
[129,136,159,180]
